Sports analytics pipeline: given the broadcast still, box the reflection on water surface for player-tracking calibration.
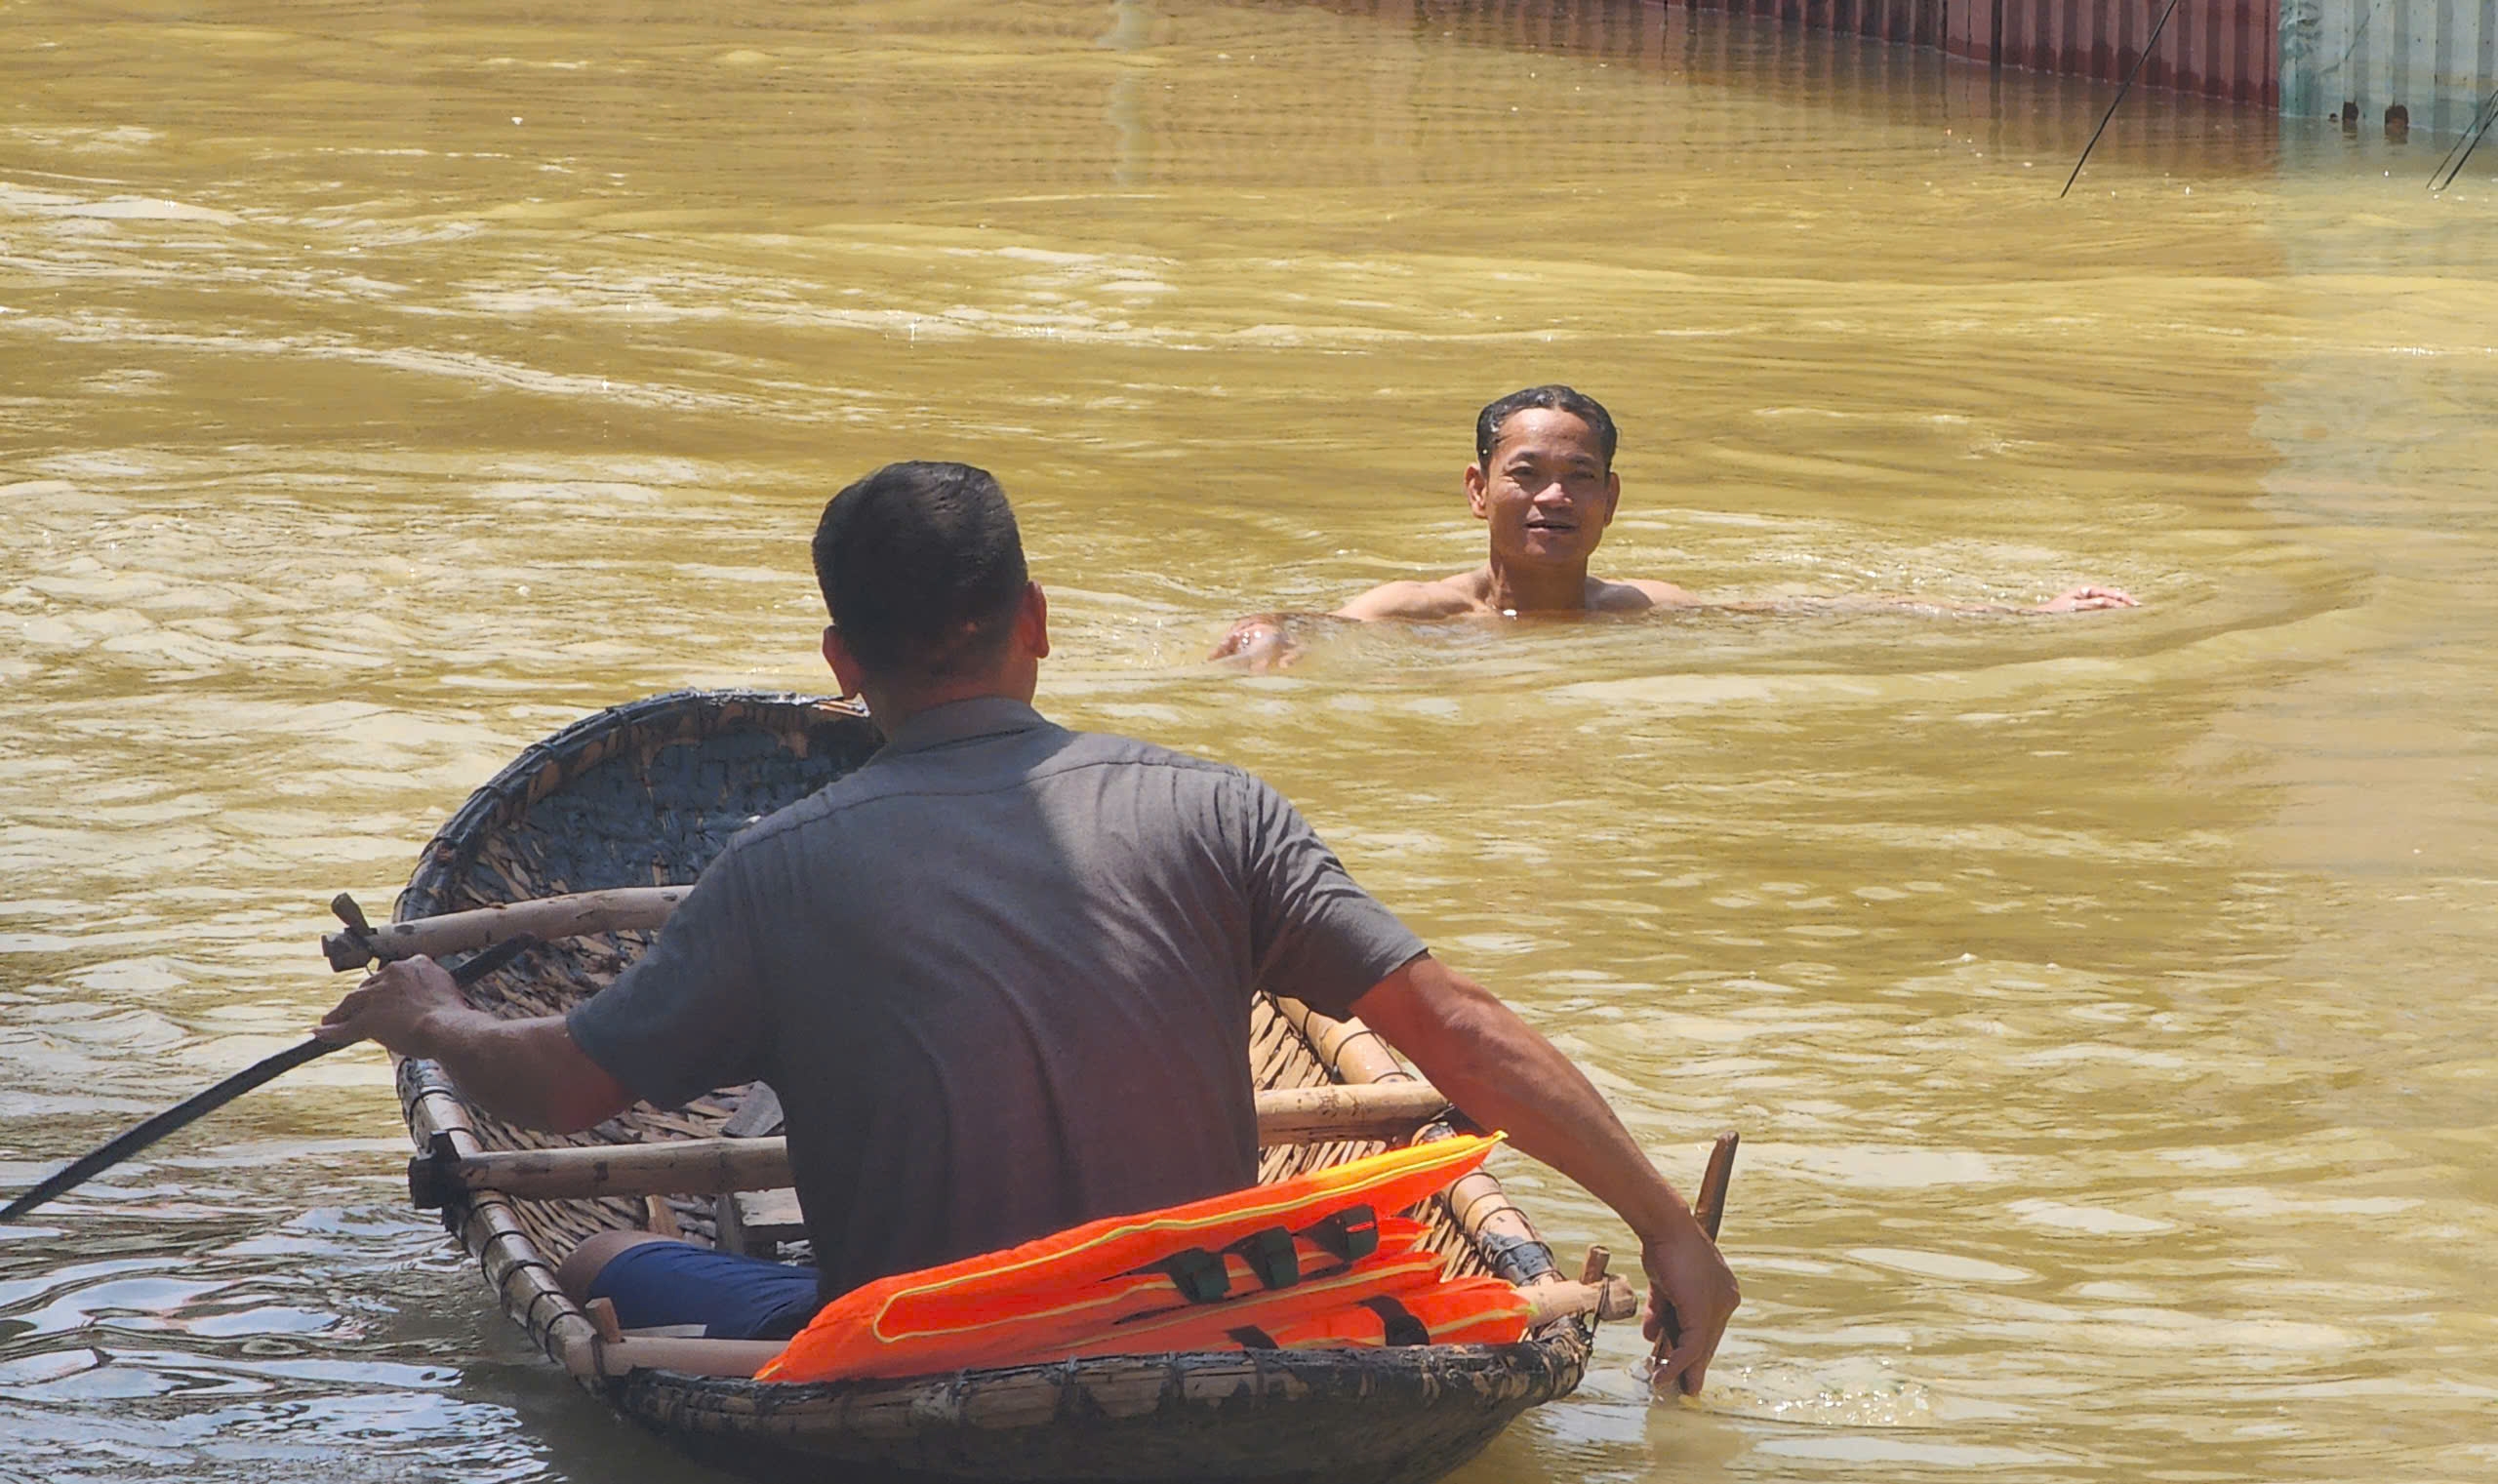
[5,1,2497,1481]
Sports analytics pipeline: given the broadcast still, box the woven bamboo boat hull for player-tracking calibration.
[391,690,1591,1484]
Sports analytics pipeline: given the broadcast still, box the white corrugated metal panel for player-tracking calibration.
[2282,0,2498,133]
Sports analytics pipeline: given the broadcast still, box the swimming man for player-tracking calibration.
[1212,384,2136,669]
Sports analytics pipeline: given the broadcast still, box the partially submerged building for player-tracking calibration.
[1663,0,2493,132]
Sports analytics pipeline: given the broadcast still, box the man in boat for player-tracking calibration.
[1210,383,2138,669]
[316,461,1741,1394]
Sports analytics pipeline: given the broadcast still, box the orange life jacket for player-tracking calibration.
[757,1134,1503,1383]
[830,1218,1440,1376]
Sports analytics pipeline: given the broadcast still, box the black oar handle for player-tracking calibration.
[1,936,535,1224]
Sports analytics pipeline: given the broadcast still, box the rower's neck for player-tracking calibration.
[855,668,1037,737]
[1478,560,1593,615]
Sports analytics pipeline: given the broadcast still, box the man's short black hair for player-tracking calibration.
[1474,385,1619,471]
[812,461,1029,680]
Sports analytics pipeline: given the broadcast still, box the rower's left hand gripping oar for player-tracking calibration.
[0,935,536,1224]
[1642,1131,1739,1397]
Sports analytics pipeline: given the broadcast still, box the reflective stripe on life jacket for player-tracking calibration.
[1047,1246,1452,1361]
[1242,1276,1535,1352]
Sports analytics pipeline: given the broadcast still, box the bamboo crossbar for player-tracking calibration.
[411,1083,1457,1209]
[585,1275,1636,1380]
[324,885,688,970]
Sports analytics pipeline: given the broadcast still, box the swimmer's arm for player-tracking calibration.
[1669,583,2140,617]
[2021,584,2139,613]
[1210,582,1473,669]
[1829,583,2139,616]
[1209,611,1342,670]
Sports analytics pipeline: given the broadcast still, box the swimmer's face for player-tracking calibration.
[1465,408,1621,566]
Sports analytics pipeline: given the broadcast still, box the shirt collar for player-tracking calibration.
[876,695,1053,756]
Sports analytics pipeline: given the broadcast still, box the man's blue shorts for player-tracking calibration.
[585,1240,825,1341]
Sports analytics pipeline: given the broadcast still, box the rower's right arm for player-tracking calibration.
[1347,953,1741,1396]
[315,956,631,1133]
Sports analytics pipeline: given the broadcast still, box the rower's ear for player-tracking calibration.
[821,624,867,700]
[1016,582,1051,662]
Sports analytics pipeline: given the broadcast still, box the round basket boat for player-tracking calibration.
[389,689,1593,1484]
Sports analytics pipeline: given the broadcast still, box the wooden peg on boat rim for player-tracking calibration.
[329,892,378,965]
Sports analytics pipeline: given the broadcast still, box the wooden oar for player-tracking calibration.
[1694,1130,1738,1241]
[1644,1130,1739,1393]
[408,1081,1460,1209]
[0,937,534,1225]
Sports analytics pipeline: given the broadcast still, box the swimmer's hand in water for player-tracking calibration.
[2027,584,2139,614]
[1209,615,1298,673]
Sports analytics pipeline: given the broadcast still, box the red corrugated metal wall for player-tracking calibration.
[1675,0,2280,106]
[1954,0,2278,105]
[1674,0,1951,48]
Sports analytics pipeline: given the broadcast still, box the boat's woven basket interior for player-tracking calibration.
[397,692,1490,1278]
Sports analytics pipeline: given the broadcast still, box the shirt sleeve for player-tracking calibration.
[1239,774,1427,1018]
[565,839,772,1111]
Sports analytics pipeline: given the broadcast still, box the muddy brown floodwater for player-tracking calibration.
[4,2,2496,1481]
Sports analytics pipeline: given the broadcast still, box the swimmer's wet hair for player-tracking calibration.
[1475,385,1618,471]
[814,461,1028,680]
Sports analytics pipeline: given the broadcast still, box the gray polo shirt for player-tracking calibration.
[568,696,1425,1301]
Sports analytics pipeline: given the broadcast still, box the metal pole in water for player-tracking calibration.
[2060,0,2188,198]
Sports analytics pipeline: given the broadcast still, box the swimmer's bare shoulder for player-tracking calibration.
[1334,570,1710,618]
[1592,577,1705,612]
[1334,575,1485,621]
